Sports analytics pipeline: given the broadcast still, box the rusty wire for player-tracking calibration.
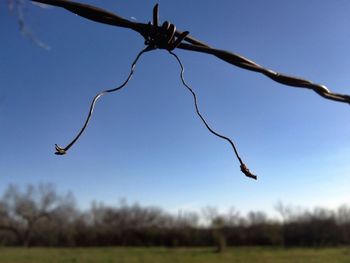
[29,0,350,179]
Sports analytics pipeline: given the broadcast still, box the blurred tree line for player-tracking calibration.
[0,184,350,248]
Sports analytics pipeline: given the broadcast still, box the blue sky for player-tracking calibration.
[1,0,350,216]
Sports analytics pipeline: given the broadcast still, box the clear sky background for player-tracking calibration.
[1,0,349,216]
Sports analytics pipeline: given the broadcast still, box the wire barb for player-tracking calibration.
[54,46,152,155]
[144,4,189,51]
[169,51,257,180]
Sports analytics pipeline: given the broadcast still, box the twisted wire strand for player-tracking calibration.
[55,46,152,155]
[177,43,350,104]
[169,51,257,179]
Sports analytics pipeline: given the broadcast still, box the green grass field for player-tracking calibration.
[0,247,349,263]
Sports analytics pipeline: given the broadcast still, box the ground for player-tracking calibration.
[0,247,349,263]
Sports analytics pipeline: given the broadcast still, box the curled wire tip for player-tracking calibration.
[240,164,257,180]
[54,144,66,155]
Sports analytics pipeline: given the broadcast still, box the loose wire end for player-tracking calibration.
[55,144,66,155]
[240,164,257,180]
[170,50,258,180]
[52,46,150,157]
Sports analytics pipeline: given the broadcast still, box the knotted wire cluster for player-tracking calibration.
[144,4,189,51]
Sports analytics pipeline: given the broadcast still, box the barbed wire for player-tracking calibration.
[30,0,350,104]
[29,0,350,179]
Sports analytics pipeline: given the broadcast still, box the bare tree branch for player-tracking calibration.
[8,0,50,49]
